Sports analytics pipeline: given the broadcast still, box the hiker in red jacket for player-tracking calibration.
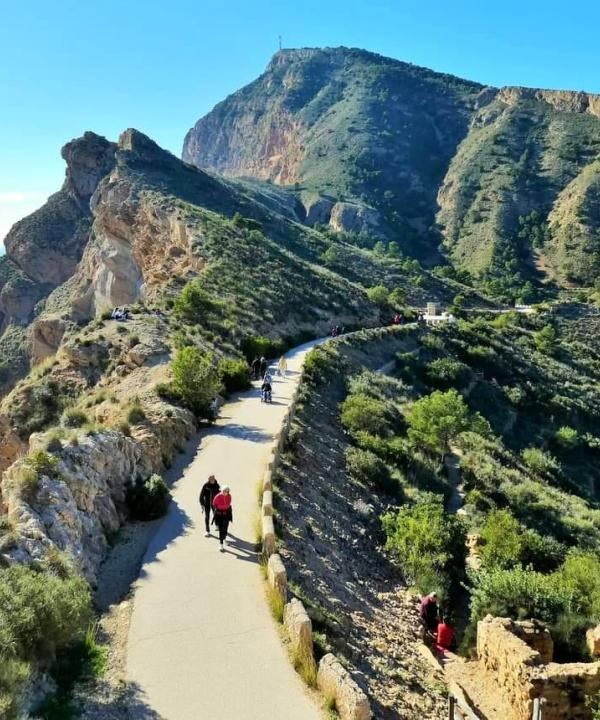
[212,486,233,551]
[435,616,455,653]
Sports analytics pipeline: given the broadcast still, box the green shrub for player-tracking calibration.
[479,509,523,570]
[240,335,284,362]
[61,409,88,428]
[171,346,222,418]
[126,474,170,521]
[424,358,467,388]
[218,358,251,393]
[366,285,390,307]
[345,447,392,490]
[126,402,146,425]
[173,280,217,323]
[382,498,466,596]
[0,564,91,665]
[521,531,567,573]
[469,565,573,628]
[521,447,559,475]
[554,426,579,449]
[534,324,557,353]
[340,394,389,436]
[25,450,59,478]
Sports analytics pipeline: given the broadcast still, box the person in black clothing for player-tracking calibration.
[259,356,268,379]
[199,474,220,536]
[261,377,272,403]
[251,357,260,380]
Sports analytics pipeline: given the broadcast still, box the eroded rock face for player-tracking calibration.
[329,202,384,237]
[1,399,194,582]
[71,130,201,318]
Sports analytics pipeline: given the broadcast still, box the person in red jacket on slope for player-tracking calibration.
[212,486,233,552]
[435,616,455,654]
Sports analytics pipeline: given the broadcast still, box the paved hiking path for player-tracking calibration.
[127,341,323,720]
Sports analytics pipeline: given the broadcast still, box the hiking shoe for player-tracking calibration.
[204,532,210,537]
[219,544,225,552]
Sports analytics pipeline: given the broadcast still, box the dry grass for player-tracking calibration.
[293,644,317,688]
[266,583,285,624]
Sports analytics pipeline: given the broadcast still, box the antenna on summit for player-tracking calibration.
[278,34,282,51]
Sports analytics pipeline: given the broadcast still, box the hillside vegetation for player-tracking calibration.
[185,47,600,291]
[284,308,600,671]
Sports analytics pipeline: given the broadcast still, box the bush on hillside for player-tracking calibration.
[521,447,560,475]
[61,408,88,428]
[341,394,389,436]
[382,498,466,597]
[534,324,557,353]
[240,335,285,362]
[554,426,579,450]
[345,447,393,492]
[0,564,92,718]
[173,280,217,323]
[407,389,470,457]
[479,509,523,570]
[127,474,170,521]
[218,358,251,393]
[171,346,222,418]
[366,285,390,307]
[424,358,467,388]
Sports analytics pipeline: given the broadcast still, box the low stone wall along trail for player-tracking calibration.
[126,341,323,720]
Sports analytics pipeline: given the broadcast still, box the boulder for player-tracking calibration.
[317,653,372,720]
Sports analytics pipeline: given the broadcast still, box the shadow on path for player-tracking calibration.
[137,500,192,580]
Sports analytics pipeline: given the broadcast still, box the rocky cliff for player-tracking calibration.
[184,47,600,289]
[0,132,116,387]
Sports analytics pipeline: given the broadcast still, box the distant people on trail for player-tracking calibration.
[212,486,233,551]
[261,377,272,403]
[112,307,130,321]
[330,325,342,338]
[199,475,220,536]
[417,311,425,325]
[419,591,439,634]
[392,313,403,325]
[259,357,268,379]
[434,616,455,654]
[251,357,261,380]
[278,356,288,378]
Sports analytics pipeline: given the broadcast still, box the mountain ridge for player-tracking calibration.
[183,46,600,291]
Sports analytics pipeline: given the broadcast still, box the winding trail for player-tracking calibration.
[126,341,323,720]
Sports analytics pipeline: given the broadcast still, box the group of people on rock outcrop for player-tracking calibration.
[419,591,455,654]
[199,475,232,552]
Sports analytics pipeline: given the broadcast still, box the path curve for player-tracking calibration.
[127,341,324,720]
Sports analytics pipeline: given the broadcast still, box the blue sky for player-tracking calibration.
[2,0,600,243]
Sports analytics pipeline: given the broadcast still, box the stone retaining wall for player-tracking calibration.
[259,344,372,719]
[477,616,600,720]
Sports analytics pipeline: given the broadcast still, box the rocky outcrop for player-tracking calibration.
[70,130,201,318]
[1,400,194,583]
[0,133,116,391]
[329,202,384,238]
[476,616,600,720]
[3,132,115,297]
